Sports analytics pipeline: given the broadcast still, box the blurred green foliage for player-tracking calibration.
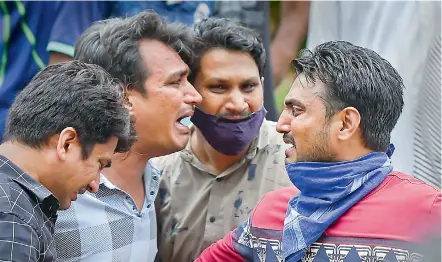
[269,1,305,113]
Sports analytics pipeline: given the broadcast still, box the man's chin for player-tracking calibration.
[285,158,297,165]
[58,200,72,210]
[174,131,190,146]
[174,138,189,152]
[157,135,188,156]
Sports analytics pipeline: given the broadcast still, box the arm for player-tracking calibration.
[195,230,245,262]
[0,213,40,261]
[47,1,109,64]
[152,157,174,262]
[270,1,310,87]
[155,183,172,262]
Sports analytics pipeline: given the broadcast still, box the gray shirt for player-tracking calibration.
[55,161,161,262]
[153,120,292,261]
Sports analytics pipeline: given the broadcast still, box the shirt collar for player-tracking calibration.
[99,160,160,190]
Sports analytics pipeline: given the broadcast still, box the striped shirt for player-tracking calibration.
[55,160,161,262]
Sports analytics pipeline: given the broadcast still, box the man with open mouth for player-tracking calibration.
[195,41,441,262]
[54,11,202,262]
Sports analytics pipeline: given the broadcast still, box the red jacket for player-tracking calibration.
[196,172,441,261]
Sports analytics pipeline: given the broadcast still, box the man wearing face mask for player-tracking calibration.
[152,18,292,262]
[194,41,441,262]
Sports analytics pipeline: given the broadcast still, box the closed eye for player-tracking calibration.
[168,79,180,86]
[208,85,225,93]
[241,83,258,92]
[291,106,303,117]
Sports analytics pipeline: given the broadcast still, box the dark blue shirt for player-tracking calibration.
[0,1,104,141]
[108,1,213,25]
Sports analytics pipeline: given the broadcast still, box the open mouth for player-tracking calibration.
[285,145,296,156]
[283,133,296,158]
[175,111,194,133]
[177,116,192,127]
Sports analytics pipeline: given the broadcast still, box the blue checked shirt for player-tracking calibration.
[54,160,161,262]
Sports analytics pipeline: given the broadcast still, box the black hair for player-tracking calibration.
[189,17,266,83]
[4,61,136,158]
[293,41,404,152]
[74,10,194,94]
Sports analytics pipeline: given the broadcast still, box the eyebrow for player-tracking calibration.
[205,76,259,84]
[165,68,189,82]
[284,98,306,109]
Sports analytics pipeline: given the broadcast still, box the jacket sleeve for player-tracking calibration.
[194,230,246,262]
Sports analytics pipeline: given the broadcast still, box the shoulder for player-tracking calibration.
[385,172,441,221]
[0,179,14,212]
[0,180,43,235]
[151,151,184,170]
[327,171,441,241]
[349,171,441,218]
[0,178,36,215]
[380,172,440,202]
[256,120,290,153]
[250,187,298,231]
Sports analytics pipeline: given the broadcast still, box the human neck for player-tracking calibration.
[0,141,49,185]
[102,150,150,190]
[191,128,250,175]
[333,143,373,163]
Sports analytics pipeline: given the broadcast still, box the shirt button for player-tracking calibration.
[209,216,216,223]
[150,191,155,195]
[147,204,151,208]
[152,176,158,180]
[216,178,223,182]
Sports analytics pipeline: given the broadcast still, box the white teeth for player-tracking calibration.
[179,117,192,127]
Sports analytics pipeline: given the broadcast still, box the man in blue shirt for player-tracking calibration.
[0,1,104,141]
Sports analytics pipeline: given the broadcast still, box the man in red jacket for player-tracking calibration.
[196,41,441,262]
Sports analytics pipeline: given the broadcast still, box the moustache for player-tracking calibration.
[218,109,252,119]
[283,133,295,145]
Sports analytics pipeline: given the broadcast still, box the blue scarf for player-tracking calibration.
[282,146,395,261]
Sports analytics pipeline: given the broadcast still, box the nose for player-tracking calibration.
[87,180,99,193]
[276,110,292,134]
[225,89,248,113]
[184,81,202,105]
